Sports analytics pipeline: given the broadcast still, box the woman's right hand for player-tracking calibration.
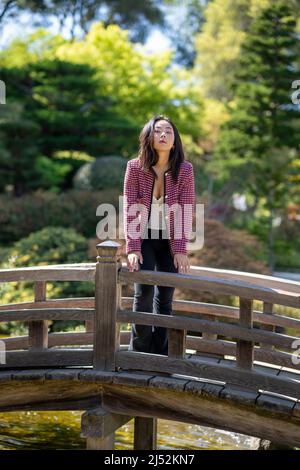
[127,251,143,272]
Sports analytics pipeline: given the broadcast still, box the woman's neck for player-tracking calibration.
[154,151,170,170]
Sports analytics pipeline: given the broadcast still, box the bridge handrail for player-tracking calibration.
[0,261,299,293]
[0,241,299,400]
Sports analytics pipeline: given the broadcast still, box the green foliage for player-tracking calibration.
[0,226,94,335]
[194,0,300,100]
[5,226,87,266]
[0,57,138,195]
[34,156,72,191]
[73,156,127,191]
[0,189,120,244]
[0,110,41,196]
[0,22,204,195]
[210,1,300,269]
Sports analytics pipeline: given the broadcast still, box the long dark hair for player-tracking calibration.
[138,114,186,183]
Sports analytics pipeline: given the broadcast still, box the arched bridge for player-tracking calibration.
[0,241,299,449]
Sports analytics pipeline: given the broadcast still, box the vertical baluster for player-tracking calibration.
[200,314,223,359]
[29,281,48,350]
[168,325,186,359]
[260,302,275,350]
[236,297,254,370]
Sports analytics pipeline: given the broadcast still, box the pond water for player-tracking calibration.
[0,411,259,450]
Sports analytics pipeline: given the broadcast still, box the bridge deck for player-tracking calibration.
[0,355,299,447]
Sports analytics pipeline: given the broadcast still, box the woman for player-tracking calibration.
[123,114,196,355]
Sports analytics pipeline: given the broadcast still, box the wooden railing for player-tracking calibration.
[0,241,299,399]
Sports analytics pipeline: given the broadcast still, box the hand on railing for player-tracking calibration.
[127,251,143,272]
[174,253,190,274]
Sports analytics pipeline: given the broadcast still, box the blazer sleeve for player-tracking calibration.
[172,163,196,255]
[123,161,142,254]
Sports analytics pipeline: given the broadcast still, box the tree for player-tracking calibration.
[193,0,300,101]
[0,0,167,42]
[0,58,138,195]
[212,1,300,271]
[0,24,204,194]
[163,0,208,68]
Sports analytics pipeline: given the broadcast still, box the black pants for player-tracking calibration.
[129,228,178,355]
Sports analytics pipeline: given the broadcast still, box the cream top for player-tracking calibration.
[147,194,167,230]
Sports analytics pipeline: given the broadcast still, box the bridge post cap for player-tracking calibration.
[96,240,121,250]
[96,240,121,263]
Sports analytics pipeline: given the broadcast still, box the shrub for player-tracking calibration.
[0,226,94,335]
[73,156,127,191]
[0,189,121,244]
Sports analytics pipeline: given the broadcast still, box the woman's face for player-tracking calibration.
[152,119,175,152]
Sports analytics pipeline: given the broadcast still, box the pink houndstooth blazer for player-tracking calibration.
[123,157,196,258]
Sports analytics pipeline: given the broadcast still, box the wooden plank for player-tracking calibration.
[236,298,254,370]
[118,269,300,308]
[0,308,94,322]
[45,369,81,381]
[3,295,300,330]
[0,380,103,410]
[0,297,95,311]
[78,370,116,384]
[256,393,296,415]
[116,351,300,399]
[117,310,297,351]
[200,315,221,359]
[183,337,300,371]
[121,297,300,331]
[112,372,156,387]
[219,358,281,376]
[119,261,300,293]
[277,369,300,381]
[28,281,48,351]
[186,312,223,360]
[2,332,299,373]
[293,402,300,418]
[134,417,157,450]
[93,241,121,370]
[101,384,300,447]
[121,331,131,344]
[85,320,94,333]
[0,349,93,369]
[10,370,46,381]
[188,265,300,294]
[260,302,275,350]
[168,328,186,359]
[0,397,101,412]
[219,385,259,407]
[149,376,189,392]
[2,332,93,350]
[0,265,95,282]
[184,380,207,395]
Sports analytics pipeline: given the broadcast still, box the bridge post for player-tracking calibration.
[93,240,122,370]
[28,281,48,350]
[81,407,131,450]
[134,417,157,450]
[236,297,254,370]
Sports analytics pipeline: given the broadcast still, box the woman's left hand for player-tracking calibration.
[173,253,190,274]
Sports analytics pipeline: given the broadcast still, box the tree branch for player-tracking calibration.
[0,0,17,24]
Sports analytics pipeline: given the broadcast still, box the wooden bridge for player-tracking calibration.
[0,241,299,450]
